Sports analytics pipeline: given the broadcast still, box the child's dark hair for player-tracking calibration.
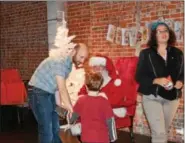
[85,72,103,91]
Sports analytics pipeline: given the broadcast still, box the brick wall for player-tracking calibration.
[66,1,184,142]
[0,2,48,80]
[66,1,184,58]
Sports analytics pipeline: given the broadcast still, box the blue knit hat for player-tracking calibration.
[151,21,169,31]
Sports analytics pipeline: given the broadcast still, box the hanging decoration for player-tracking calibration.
[134,1,141,56]
[115,27,122,45]
[174,21,183,42]
[164,19,174,30]
[129,27,137,47]
[106,24,116,43]
[121,28,129,46]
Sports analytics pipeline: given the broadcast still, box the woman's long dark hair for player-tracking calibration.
[147,23,176,50]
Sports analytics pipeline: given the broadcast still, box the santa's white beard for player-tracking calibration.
[101,70,111,87]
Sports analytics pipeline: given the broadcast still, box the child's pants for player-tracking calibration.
[142,94,179,143]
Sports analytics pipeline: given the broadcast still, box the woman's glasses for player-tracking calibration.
[156,29,169,35]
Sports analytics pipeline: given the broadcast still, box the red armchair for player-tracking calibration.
[114,57,139,143]
[0,69,27,105]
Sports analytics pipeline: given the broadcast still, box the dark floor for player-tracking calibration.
[0,106,176,143]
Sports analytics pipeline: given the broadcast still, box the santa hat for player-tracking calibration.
[89,55,121,86]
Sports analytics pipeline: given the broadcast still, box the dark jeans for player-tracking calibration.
[28,86,62,143]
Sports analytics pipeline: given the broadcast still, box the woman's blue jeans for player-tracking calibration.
[28,86,62,143]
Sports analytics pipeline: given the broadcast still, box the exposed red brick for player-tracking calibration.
[167,4,177,9]
[0,2,48,80]
[171,13,183,18]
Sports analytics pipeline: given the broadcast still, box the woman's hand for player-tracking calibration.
[153,77,170,87]
[174,81,183,89]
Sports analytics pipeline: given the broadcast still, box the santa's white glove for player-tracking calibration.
[113,107,127,118]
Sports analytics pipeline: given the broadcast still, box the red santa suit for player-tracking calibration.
[78,55,135,128]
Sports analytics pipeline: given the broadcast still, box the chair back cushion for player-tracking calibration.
[0,69,27,105]
[115,57,139,115]
[1,69,22,83]
[115,57,138,100]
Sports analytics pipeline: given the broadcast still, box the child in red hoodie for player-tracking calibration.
[69,72,117,143]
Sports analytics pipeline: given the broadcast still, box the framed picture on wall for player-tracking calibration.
[129,27,137,47]
[157,17,165,22]
[174,21,183,42]
[145,22,153,43]
[121,28,129,46]
[164,19,174,31]
[141,26,147,44]
[106,24,116,43]
[136,28,143,44]
[115,27,122,45]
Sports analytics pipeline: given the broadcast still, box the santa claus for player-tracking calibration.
[79,55,135,126]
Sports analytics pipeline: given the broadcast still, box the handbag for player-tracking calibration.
[60,111,82,136]
[69,122,82,136]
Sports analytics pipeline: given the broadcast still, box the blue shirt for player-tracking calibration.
[29,56,72,94]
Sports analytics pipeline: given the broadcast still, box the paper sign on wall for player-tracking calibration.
[174,21,183,42]
[129,27,137,47]
[164,19,174,30]
[115,27,122,45]
[106,24,116,43]
[121,28,129,46]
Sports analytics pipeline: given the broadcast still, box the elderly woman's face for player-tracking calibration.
[92,65,105,73]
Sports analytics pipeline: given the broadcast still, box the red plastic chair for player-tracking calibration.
[1,69,27,105]
[114,57,139,143]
